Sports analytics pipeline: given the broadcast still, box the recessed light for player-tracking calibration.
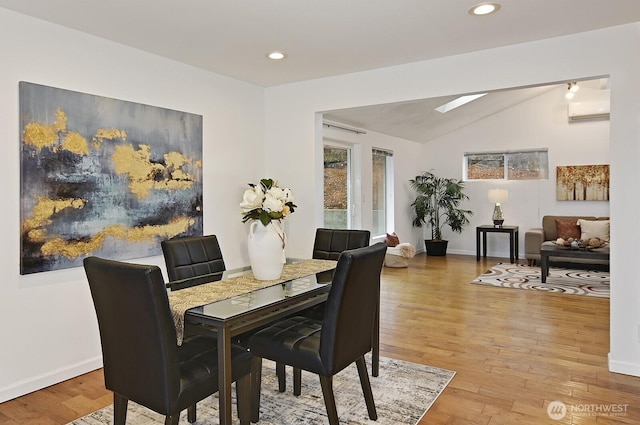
[266,51,287,60]
[469,2,501,16]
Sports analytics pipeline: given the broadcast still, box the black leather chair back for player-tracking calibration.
[83,256,180,414]
[319,242,387,375]
[312,228,371,261]
[162,235,226,282]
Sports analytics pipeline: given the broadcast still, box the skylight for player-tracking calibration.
[435,93,487,113]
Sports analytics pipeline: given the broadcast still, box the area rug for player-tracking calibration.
[472,262,609,298]
[69,355,454,425]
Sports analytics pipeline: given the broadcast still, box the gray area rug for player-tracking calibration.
[472,262,609,298]
[69,355,454,425]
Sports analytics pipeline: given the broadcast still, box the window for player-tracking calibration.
[322,142,393,233]
[323,145,351,229]
[372,148,393,236]
[464,149,548,180]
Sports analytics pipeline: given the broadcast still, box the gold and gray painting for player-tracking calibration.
[19,82,203,274]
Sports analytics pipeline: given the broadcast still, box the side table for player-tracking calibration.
[476,225,519,263]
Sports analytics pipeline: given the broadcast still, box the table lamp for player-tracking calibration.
[488,189,508,227]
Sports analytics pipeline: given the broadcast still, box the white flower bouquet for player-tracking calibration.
[240,178,297,226]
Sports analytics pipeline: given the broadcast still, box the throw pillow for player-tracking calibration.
[385,232,400,247]
[577,219,610,242]
[555,219,581,240]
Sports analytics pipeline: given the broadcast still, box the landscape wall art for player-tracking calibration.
[19,82,203,274]
[556,164,609,201]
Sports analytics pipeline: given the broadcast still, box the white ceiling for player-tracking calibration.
[323,85,558,143]
[1,0,639,87]
[324,78,610,143]
[0,1,634,142]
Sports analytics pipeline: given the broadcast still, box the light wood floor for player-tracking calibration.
[2,254,639,424]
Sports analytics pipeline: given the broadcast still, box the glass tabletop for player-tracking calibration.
[167,258,307,290]
[189,273,328,320]
[176,258,334,320]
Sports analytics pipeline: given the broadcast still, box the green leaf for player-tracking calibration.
[260,178,274,190]
[259,210,271,226]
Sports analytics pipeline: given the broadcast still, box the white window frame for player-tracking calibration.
[323,139,362,229]
[371,148,394,237]
[464,149,549,181]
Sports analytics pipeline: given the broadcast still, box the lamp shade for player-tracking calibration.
[488,189,508,204]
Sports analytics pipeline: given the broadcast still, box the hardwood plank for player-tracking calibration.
[2,254,640,424]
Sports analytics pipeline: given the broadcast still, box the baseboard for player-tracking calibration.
[608,353,640,377]
[0,356,103,403]
[446,248,475,256]
[447,248,526,260]
[416,248,520,259]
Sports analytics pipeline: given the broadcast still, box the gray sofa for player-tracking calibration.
[525,215,610,266]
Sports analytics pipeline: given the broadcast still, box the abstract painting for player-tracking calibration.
[556,164,609,201]
[20,82,203,274]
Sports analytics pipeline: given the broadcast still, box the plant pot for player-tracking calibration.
[424,239,448,256]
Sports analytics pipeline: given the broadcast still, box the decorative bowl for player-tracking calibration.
[553,238,607,250]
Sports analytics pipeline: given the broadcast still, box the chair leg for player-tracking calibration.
[113,393,128,425]
[372,298,380,377]
[356,356,377,420]
[319,375,339,425]
[293,367,302,396]
[250,356,263,423]
[276,362,286,392]
[164,415,180,425]
[187,404,196,423]
[236,373,251,425]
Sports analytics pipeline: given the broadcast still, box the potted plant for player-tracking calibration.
[409,171,473,256]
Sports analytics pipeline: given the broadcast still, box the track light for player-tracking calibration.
[565,82,579,99]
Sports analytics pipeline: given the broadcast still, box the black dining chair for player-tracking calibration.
[249,242,387,424]
[278,228,373,395]
[312,228,371,261]
[161,234,262,344]
[161,235,226,289]
[83,256,252,425]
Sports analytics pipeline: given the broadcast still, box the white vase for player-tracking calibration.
[248,220,286,280]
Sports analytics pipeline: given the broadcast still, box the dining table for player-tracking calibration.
[167,258,337,425]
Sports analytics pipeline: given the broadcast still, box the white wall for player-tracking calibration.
[0,9,265,402]
[264,24,640,376]
[422,84,610,258]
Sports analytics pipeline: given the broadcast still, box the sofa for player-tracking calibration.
[525,215,610,266]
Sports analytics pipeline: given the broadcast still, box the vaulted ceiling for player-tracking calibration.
[324,79,610,143]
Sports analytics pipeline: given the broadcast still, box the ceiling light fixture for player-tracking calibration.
[469,2,501,16]
[266,51,286,60]
[565,82,579,99]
